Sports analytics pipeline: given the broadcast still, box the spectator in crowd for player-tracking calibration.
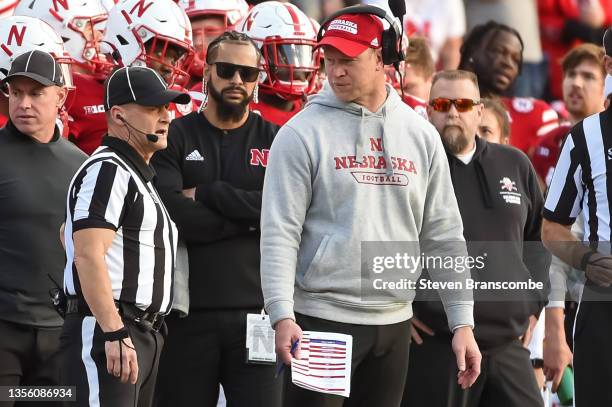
[261,10,480,407]
[465,0,546,99]
[240,1,320,126]
[402,0,466,69]
[403,69,550,407]
[321,0,361,20]
[0,50,86,400]
[459,21,559,156]
[539,0,612,100]
[531,43,605,189]
[104,0,197,121]
[152,31,281,407]
[401,37,434,119]
[14,0,114,156]
[478,97,510,144]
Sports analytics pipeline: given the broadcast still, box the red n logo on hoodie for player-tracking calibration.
[370,138,383,152]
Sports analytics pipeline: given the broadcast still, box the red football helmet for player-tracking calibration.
[103,0,195,86]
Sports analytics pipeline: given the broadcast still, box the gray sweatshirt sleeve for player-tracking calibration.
[419,134,475,331]
[260,125,312,326]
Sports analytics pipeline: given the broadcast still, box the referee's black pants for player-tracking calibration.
[154,308,282,407]
[573,281,612,407]
[59,313,164,407]
[0,319,62,407]
[401,334,542,407]
[283,313,411,407]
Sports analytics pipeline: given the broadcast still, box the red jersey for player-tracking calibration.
[250,99,303,126]
[530,123,571,185]
[67,72,106,155]
[502,97,559,155]
[402,94,429,120]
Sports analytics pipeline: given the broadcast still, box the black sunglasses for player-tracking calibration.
[213,62,260,82]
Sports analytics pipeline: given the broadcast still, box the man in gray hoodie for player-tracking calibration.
[260,9,481,406]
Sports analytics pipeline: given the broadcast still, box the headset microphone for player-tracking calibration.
[118,116,159,143]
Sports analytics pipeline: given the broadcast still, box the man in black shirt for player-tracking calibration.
[0,50,86,399]
[402,70,550,407]
[153,31,280,407]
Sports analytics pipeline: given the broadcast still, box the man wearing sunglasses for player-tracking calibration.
[152,30,281,407]
[402,69,550,407]
[260,11,481,407]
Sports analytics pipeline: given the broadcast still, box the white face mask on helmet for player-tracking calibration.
[0,16,74,91]
[14,0,113,80]
[239,1,320,100]
[103,0,195,86]
[177,0,248,79]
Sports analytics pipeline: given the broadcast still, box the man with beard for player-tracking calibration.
[402,69,550,407]
[151,31,281,407]
[458,21,559,156]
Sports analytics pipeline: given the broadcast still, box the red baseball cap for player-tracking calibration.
[316,13,384,58]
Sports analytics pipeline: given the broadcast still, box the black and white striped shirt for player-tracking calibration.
[544,107,612,245]
[64,136,177,314]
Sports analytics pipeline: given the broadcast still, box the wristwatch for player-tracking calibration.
[531,358,544,369]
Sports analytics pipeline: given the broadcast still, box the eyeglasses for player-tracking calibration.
[213,62,260,82]
[429,98,481,112]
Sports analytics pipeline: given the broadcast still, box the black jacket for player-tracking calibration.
[152,111,278,310]
[414,136,551,350]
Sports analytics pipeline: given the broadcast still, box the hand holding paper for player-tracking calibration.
[291,331,353,398]
[275,318,303,365]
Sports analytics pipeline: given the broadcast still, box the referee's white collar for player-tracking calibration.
[100,136,155,182]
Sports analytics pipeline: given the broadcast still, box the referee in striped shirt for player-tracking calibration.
[542,29,612,407]
[60,67,189,407]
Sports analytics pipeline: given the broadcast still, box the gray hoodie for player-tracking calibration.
[260,83,474,329]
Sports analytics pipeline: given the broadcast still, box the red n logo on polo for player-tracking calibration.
[250,149,269,167]
[7,26,25,47]
[130,0,154,17]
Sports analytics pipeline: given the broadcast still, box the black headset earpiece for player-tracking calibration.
[317,5,404,66]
